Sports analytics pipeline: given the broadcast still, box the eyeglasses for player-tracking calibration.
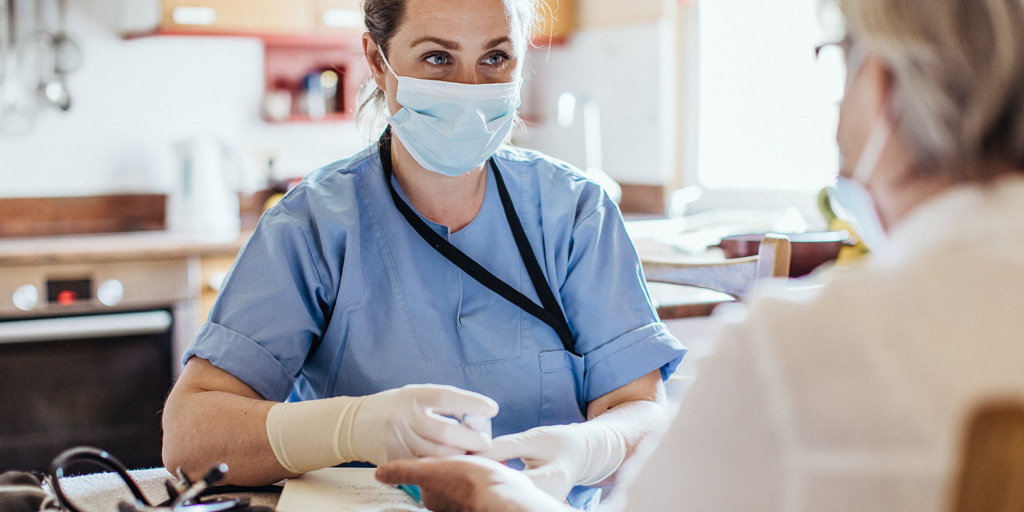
[814,35,853,61]
[813,35,854,104]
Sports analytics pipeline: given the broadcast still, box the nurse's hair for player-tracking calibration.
[839,0,1024,180]
[357,0,539,131]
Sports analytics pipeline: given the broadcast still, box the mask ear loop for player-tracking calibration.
[376,46,400,81]
[842,42,893,185]
[851,119,891,184]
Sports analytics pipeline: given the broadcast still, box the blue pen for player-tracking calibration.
[397,483,423,505]
[396,414,490,505]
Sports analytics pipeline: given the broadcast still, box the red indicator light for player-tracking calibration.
[57,290,77,305]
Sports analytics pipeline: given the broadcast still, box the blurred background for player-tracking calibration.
[0,0,845,220]
[0,0,850,474]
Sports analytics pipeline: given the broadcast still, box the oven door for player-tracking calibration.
[0,310,173,473]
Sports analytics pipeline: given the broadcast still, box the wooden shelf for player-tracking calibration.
[262,35,368,123]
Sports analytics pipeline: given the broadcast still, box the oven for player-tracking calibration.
[0,259,195,473]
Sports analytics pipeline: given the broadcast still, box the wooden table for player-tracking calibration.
[646,282,735,319]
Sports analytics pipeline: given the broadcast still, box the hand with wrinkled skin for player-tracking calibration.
[376,456,573,512]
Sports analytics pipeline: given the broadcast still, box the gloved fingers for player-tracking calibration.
[477,427,563,462]
[392,421,484,459]
[414,412,493,453]
[405,384,499,419]
[521,464,575,501]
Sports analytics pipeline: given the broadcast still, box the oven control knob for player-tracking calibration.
[12,284,39,311]
[97,279,124,306]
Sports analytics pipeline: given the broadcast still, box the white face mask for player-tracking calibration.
[379,50,522,177]
[834,119,891,251]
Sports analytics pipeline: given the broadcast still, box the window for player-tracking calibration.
[695,0,844,193]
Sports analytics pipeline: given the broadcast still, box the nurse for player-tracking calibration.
[374,0,1024,509]
[160,0,685,508]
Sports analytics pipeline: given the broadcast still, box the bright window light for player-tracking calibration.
[697,0,844,191]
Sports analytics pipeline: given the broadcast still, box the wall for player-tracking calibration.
[517,19,676,188]
[0,0,686,208]
[0,0,370,198]
[516,0,686,215]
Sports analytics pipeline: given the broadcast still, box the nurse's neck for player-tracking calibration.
[391,137,488,233]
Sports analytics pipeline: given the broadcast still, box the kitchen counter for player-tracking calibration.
[0,230,251,267]
[0,225,732,319]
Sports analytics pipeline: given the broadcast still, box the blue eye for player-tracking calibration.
[424,53,451,66]
[483,52,510,66]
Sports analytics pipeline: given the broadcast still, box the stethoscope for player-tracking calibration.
[43,447,265,512]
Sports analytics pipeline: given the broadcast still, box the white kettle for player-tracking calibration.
[167,138,246,240]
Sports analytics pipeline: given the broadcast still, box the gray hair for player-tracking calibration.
[839,0,1024,180]
[357,0,540,131]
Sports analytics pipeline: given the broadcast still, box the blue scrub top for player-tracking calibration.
[184,142,686,438]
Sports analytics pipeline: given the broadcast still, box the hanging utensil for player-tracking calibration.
[0,0,35,135]
[0,0,8,86]
[51,0,78,74]
[37,0,75,111]
[32,0,65,110]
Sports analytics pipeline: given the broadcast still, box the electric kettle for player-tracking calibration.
[167,138,246,240]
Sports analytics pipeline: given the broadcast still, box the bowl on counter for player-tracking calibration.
[716,231,853,277]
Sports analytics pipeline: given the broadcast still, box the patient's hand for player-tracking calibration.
[375,456,571,512]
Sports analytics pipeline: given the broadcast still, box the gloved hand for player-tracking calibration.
[479,422,626,501]
[347,384,498,465]
[267,384,498,473]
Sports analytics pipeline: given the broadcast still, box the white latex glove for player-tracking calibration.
[267,384,498,473]
[479,422,626,501]
[347,384,498,465]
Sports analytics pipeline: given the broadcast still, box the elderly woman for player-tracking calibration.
[375,0,1024,509]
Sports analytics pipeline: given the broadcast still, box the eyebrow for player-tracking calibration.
[409,36,512,51]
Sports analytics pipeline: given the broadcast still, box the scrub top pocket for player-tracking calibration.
[538,349,587,425]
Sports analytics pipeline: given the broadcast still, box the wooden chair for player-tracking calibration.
[641,234,791,318]
[949,400,1024,512]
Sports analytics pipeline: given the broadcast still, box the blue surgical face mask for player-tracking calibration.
[834,119,890,251]
[379,51,522,177]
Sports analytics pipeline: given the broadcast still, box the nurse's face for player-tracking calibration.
[372,0,524,116]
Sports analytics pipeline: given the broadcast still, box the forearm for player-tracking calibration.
[162,380,294,486]
[584,397,669,486]
[164,358,499,489]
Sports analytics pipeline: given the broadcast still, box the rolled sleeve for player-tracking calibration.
[180,199,335,401]
[558,189,687,402]
[183,322,295,401]
[583,321,685,402]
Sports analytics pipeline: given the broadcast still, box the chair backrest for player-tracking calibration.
[949,400,1024,512]
[641,234,791,299]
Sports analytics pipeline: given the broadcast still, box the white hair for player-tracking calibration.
[840,0,1024,179]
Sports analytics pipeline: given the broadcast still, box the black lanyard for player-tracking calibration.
[379,130,578,356]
